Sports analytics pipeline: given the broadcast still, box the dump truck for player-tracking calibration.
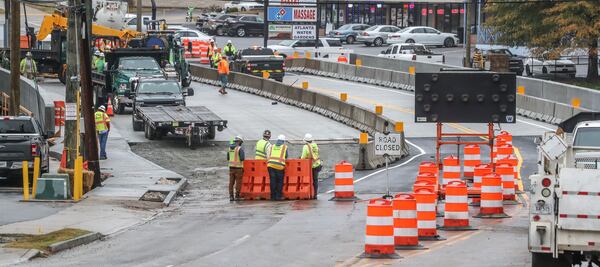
[529,112,600,267]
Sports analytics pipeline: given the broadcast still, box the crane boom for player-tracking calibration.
[36,13,141,41]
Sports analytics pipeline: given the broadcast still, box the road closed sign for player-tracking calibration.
[293,25,316,40]
[374,133,403,156]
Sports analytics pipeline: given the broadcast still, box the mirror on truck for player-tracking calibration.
[186,88,195,96]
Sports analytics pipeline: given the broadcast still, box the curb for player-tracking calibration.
[48,232,102,253]
[164,178,188,206]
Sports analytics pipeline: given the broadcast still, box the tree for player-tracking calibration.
[485,0,600,81]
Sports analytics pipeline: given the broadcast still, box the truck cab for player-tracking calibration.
[378,43,445,64]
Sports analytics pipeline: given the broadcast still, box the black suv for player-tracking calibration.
[223,15,265,37]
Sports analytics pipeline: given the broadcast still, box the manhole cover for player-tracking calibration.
[140,191,169,202]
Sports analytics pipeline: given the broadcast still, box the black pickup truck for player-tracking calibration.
[0,116,51,183]
[483,48,524,76]
[232,47,285,82]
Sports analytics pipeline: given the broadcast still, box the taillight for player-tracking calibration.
[541,178,551,187]
[31,144,38,157]
[533,215,540,221]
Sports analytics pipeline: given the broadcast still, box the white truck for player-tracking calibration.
[529,112,600,267]
[267,38,353,60]
[377,43,445,64]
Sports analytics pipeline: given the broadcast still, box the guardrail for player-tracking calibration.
[189,64,408,170]
[0,68,54,133]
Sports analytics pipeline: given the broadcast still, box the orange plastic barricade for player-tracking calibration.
[331,161,357,201]
[463,145,480,178]
[240,160,270,200]
[442,155,460,187]
[471,163,492,206]
[393,193,425,250]
[360,198,400,259]
[442,181,475,230]
[182,39,192,58]
[414,188,444,240]
[192,40,201,58]
[474,173,509,218]
[283,159,313,200]
[497,163,517,203]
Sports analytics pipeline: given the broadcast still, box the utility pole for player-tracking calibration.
[263,0,268,47]
[79,0,101,188]
[136,0,142,32]
[9,0,20,115]
[64,0,79,169]
[465,0,472,68]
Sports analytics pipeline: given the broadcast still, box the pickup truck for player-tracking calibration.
[232,47,285,82]
[267,38,353,60]
[378,43,445,64]
[0,116,51,183]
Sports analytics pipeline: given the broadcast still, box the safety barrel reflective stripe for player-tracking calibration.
[416,203,436,211]
[334,185,354,191]
[394,210,416,218]
[366,216,394,226]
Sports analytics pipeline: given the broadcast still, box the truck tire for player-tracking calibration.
[236,27,247,37]
[144,123,155,140]
[531,252,570,267]
[207,126,216,140]
[132,115,143,131]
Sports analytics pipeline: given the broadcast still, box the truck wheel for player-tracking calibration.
[132,116,143,131]
[207,126,216,140]
[531,253,569,267]
[444,38,455,47]
[144,123,155,140]
[237,27,247,37]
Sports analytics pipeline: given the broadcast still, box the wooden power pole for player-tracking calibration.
[136,0,142,32]
[9,0,20,115]
[64,0,79,169]
[465,0,472,68]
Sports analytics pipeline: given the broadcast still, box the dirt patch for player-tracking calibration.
[4,228,90,253]
[140,191,168,202]
[155,177,179,185]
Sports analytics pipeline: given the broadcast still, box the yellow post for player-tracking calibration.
[305,51,311,59]
[571,98,581,108]
[32,157,40,198]
[375,105,383,115]
[22,160,29,201]
[395,122,404,133]
[356,59,362,67]
[293,51,299,59]
[74,156,83,201]
[359,132,368,144]
[517,86,525,95]
[340,93,348,102]
[302,81,309,89]
[408,66,416,75]
[262,71,270,79]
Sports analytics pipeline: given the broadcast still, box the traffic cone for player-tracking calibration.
[60,148,67,169]
[106,99,114,116]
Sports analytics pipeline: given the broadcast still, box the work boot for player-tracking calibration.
[235,195,241,201]
[229,196,234,201]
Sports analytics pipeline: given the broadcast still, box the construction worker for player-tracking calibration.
[95,105,111,160]
[227,135,245,201]
[217,55,229,95]
[223,40,237,60]
[473,48,484,69]
[93,50,100,69]
[212,48,222,69]
[255,130,272,160]
[301,133,322,199]
[95,53,106,72]
[268,135,288,201]
[19,52,37,79]
[187,6,195,22]
[208,40,216,67]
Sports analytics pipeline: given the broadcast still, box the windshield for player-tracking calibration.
[574,127,600,147]
[397,27,411,33]
[337,24,352,31]
[120,58,160,70]
[138,81,181,94]
[0,120,35,134]
[241,48,274,56]
[365,26,378,31]
[278,40,296,46]
[400,45,427,53]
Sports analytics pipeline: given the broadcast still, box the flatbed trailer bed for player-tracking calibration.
[137,105,227,148]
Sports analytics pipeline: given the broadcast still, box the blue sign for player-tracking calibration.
[267,7,293,22]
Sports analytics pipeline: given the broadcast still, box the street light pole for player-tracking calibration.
[263,0,269,47]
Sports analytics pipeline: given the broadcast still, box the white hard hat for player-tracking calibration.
[98,105,106,111]
[234,135,243,142]
[99,53,105,57]
[303,133,313,142]
[227,40,232,44]
[26,52,32,57]
[277,134,286,141]
[95,51,101,56]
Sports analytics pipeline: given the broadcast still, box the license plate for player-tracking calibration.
[0,161,7,168]
[534,204,551,214]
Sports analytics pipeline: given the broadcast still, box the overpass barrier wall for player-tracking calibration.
[189,64,408,170]
[284,57,597,125]
[0,68,54,133]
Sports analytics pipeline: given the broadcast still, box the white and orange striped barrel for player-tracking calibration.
[497,154,519,180]
[442,155,460,187]
[497,131,513,145]
[463,145,481,178]
[334,161,355,199]
[192,40,201,58]
[393,193,418,247]
[199,43,210,64]
[494,144,513,162]
[492,137,507,161]
[414,188,437,237]
[473,163,492,189]
[182,38,192,58]
[444,181,469,228]
[416,172,438,194]
[496,163,516,201]
[419,161,439,176]
[479,173,504,215]
[365,198,395,255]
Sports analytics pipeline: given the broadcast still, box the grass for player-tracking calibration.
[560,78,600,91]
[5,228,90,252]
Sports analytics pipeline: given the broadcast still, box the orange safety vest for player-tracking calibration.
[218,60,230,74]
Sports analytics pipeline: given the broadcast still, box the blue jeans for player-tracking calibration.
[98,131,108,158]
[219,74,228,88]
[268,167,284,200]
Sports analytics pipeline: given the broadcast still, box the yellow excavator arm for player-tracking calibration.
[36,13,142,41]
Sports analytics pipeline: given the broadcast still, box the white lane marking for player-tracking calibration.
[325,139,426,194]
[203,234,251,258]
[517,118,555,131]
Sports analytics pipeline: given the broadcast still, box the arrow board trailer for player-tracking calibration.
[137,106,227,149]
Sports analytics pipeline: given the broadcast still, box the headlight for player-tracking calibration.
[541,188,551,197]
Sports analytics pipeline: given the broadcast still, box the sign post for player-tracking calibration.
[374,132,403,199]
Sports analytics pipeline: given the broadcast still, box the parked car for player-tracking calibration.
[326,24,370,44]
[175,29,214,43]
[0,116,51,182]
[387,26,460,47]
[202,14,238,36]
[482,48,524,76]
[378,43,445,63]
[267,38,353,59]
[196,13,219,29]
[224,1,263,12]
[524,53,576,78]
[356,25,402,47]
[223,15,264,37]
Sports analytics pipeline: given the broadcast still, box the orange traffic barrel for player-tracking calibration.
[419,161,439,175]
[494,144,513,163]
[360,198,400,259]
[497,131,513,145]
[463,145,481,178]
[442,155,460,187]
[414,188,444,241]
[474,173,510,218]
[442,181,475,230]
[393,193,425,250]
[471,164,492,206]
[192,40,201,58]
[497,163,517,203]
[182,38,192,58]
[497,154,519,180]
[330,161,358,201]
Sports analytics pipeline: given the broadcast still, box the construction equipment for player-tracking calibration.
[529,112,600,266]
[36,13,141,42]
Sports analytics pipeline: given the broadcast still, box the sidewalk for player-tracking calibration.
[0,117,184,265]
